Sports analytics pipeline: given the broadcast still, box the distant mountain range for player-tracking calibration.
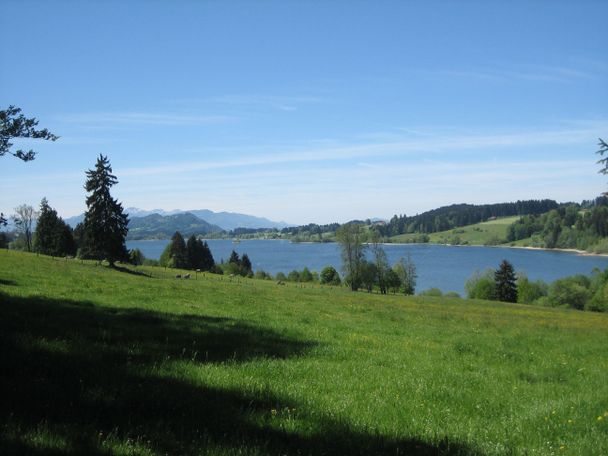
[127,213,223,240]
[63,208,291,237]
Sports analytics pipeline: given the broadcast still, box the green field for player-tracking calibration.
[1,250,607,455]
[390,217,520,246]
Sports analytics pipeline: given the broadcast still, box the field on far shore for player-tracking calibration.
[1,249,607,455]
[390,217,520,245]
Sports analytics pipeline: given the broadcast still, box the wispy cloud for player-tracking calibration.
[4,121,604,223]
[112,157,600,224]
[180,94,325,112]
[117,121,608,177]
[55,111,235,127]
[437,63,597,84]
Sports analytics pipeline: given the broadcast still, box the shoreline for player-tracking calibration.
[382,241,608,257]
[494,244,608,258]
[127,238,608,258]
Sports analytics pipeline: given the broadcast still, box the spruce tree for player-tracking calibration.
[225,250,242,275]
[201,241,215,271]
[495,260,518,303]
[34,198,75,257]
[186,235,204,270]
[81,155,129,266]
[228,250,240,265]
[168,231,188,269]
[241,253,253,277]
[185,237,216,271]
[35,198,60,255]
[57,223,77,257]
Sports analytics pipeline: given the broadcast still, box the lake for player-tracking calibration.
[126,239,608,295]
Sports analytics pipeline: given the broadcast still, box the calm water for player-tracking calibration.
[126,239,608,295]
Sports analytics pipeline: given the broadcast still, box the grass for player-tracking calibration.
[1,250,607,455]
[390,217,519,245]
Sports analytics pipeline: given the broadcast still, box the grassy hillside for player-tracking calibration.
[390,217,519,245]
[1,250,607,455]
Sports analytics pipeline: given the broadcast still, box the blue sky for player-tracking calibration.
[1,0,607,225]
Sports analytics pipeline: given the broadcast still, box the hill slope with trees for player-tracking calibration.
[377,200,559,237]
[506,197,608,252]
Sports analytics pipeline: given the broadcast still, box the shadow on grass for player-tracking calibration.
[0,279,17,286]
[0,292,480,455]
[110,264,153,278]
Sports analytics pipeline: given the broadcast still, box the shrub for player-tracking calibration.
[587,284,608,312]
[549,277,591,310]
[517,274,548,304]
[484,236,505,246]
[444,291,461,298]
[465,269,495,300]
[287,270,301,282]
[320,266,341,285]
[419,288,443,297]
[590,238,608,254]
[209,265,223,275]
[275,272,287,282]
[223,262,241,276]
[129,248,145,266]
[416,234,430,243]
[254,270,272,280]
[534,296,552,307]
[300,267,314,282]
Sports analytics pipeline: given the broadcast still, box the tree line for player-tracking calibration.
[506,197,608,251]
[335,223,417,295]
[5,155,130,265]
[154,231,255,277]
[465,260,607,312]
[376,200,560,237]
[158,231,217,271]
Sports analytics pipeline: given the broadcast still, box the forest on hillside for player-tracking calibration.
[507,196,608,252]
[376,200,560,236]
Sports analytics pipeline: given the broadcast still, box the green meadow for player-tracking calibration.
[1,250,607,455]
[390,217,520,246]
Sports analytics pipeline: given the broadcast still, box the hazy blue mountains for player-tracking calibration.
[63,208,291,239]
[183,209,289,231]
[127,213,223,240]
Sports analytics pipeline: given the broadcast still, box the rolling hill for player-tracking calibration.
[1,250,607,455]
[390,216,519,245]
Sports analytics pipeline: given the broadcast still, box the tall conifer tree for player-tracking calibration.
[201,241,215,271]
[185,235,216,271]
[495,260,518,303]
[34,198,58,255]
[168,231,188,269]
[81,155,129,266]
[241,253,253,276]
